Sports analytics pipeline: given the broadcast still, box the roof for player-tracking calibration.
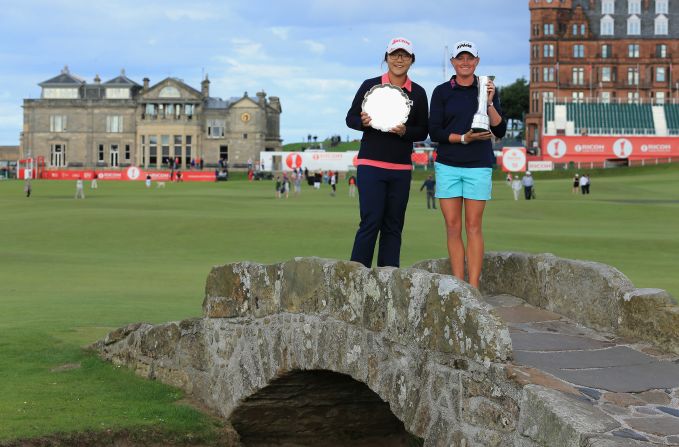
[39,66,86,87]
[577,0,679,39]
[205,97,240,109]
[103,70,140,87]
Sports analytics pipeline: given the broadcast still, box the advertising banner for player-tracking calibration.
[542,136,679,162]
[40,167,216,182]
[527,161,554,171]
[501,147,527,172]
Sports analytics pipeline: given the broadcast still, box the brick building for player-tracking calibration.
[21,67,282,169]
[526,0,679,152]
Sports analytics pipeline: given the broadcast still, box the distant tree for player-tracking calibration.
[498,77,529,122]
[307,134,312,143]
[313,135,318,143]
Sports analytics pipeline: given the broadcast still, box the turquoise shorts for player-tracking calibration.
[434,163,492,201]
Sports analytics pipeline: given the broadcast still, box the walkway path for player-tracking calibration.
[485,293,679,446]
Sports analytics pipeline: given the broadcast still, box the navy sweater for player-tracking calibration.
[346,76,429,167]
[429,76,507,168]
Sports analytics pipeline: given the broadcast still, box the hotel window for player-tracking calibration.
[628,92,640,103]
[532,45,538,59]
[50,115,67,132]
[628,0,641,14]
[655,91,666,105]
[543,44,554,58]
[125,144,131,161]
[656,44,667,58]
[533,23,540,36]
[573,44,584,58]
[580,24,585,35]
[654,16,668,35]
[601,67,612,82]
[98,144,105,163]
[207,120,225,138]
[601,44,611,58]
[600,16,614,36]
[543,67,555,82]
[572,67,584,85]
[627,67,639,86]
[106,115,123,133]
[627,16,640,35]
[572,92,584,103]
[532,67,539,82]
[656,67,666,82]
[531,92,539,113]
[628,44,640,58]
[602,0,614,14]
[656,0,668,14]
[543,23,554,35]
[600,91,611,103]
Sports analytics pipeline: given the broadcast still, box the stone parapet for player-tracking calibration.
[411,252,679,355]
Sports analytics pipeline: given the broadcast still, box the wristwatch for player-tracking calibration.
[461,134,468,145]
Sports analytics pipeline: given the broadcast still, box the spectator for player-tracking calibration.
[572,173,580,194]
[348,175,357,198]
[522,171,534,200]
[511,176,522,201]
[580,173,590,194]
[420,175,436,209]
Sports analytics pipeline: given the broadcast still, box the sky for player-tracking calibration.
[0,0,529,145]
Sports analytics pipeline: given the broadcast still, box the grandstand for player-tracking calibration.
[543,99,679,137]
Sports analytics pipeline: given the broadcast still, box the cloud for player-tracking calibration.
[164,8,216,21]
[231,39,265,58]
[303,40,326,55]
[271,27,290,40]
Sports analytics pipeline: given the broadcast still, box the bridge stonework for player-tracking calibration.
[95,256,665,446]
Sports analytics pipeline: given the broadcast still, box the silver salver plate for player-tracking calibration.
[361,84,413,132]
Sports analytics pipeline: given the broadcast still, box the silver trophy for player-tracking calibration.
[471,75,495,132]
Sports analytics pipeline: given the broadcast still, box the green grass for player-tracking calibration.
[282,140,360,152]
[1,164,678,441]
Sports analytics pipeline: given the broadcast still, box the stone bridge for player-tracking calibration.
[94,253,679,446]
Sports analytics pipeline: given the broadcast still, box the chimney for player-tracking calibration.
[268,96,281,112]
[256,90,266,105]
[143,77,150,91]
[94,74,101,84]
[201,75,210,98]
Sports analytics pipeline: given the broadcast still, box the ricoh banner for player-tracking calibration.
[260,151,359,172]
[542,136,679,162]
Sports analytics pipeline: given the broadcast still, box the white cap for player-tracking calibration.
[386,37,414,55]
[526,171,532,175]
[452,40,479,58]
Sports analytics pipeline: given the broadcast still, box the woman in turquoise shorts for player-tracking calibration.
[428,40,506,288]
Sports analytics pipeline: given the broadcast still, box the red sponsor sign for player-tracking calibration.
[411,152,429,165]
[40,168,216,182]
[501,147,527,172]
[542,136,679,162]
[285,153,303,169]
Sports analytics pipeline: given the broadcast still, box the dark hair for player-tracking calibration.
[383,52,415,63]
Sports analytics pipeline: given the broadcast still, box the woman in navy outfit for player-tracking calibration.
[429,41,506,288]
[346,37,429,268]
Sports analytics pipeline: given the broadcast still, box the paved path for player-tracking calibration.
[485,293,679,446]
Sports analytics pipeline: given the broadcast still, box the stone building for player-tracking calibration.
[526,0,679,151]
[21,67,282,169]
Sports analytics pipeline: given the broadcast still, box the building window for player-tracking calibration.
[149,136,157,165]
[141,136,146,165]
[656,0,668,14]
[602,0,615,14]
[600,16,614,36]
[656,44,667,58]
[543,23,554,35]
[628,44,640,58]
[50,144,66,167]
[655,16,668,35]
[572,24,578,35]
[573,44,584,58]
[161,135,170,165]
[628,0,641,14]
[532,45,539,59]
[600,91,611,103]
[533,23,540,36]
[655,91,666,105]
[532,67,539,82]
[656,67,666,82]
[125,144,131,161]
[627,16,640,35]
[601,44,611,58]
[185,104,194,119]
[110,144,119,168]
[175,104,182,119]
[174,135,182,161]
[627,67,639,86]
[207,119,225,138]
[219,145,228,162]
[543,67,555,82]
[601,67,612,82]
[572,67,584,85]
[50,115,67,132]
[106,115,123,133]
[532,92,539,113]
[628,92,640,103]
[145,103,156,117]
[98,144,105,163]
[580,24,585,35]
[543,44,554,58]
[185,136,192,162]
[572,92,584,103]
[243,133,248,139]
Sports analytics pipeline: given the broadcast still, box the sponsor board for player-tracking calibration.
[542,136,679,162]
[527,161,554,171]
[501,147,527,172]
[40,169,216,182]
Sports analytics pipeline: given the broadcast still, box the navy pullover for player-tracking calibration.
[429,76,507,168]
[346,75,429,168]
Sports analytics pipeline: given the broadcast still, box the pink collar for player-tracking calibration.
[381,73,412,92]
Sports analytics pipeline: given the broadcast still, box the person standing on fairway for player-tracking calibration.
[75,177,85,199]
[346,36,429,268]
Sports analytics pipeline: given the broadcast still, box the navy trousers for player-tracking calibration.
[350,165,411,268]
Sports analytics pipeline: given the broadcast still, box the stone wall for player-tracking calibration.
[94,257,638,446]
[412,252,679,355]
